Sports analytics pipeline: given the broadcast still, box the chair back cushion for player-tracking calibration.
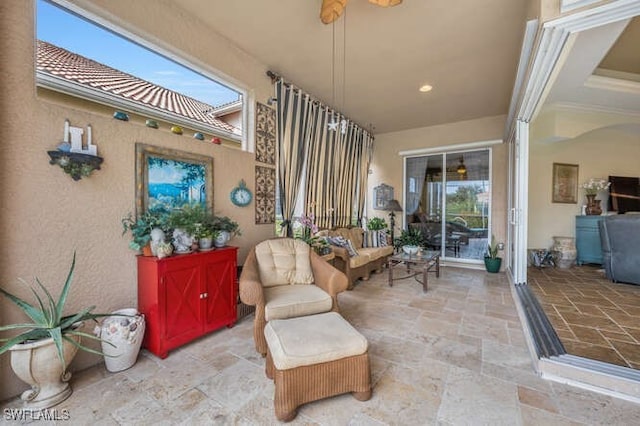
[255,239,314,287]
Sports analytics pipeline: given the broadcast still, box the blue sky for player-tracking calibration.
[36,0,240,107]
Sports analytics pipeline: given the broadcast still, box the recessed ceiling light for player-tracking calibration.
[419,84,433,93]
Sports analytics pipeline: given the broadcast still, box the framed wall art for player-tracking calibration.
[135,143,214,214]
[373,183,394,210]
[552,162,578,204]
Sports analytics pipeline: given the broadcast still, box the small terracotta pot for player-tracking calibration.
[141,244,153,257]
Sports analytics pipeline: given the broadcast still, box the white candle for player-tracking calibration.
[63,120,69,143]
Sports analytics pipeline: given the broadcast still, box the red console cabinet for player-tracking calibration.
[137,247,238,358]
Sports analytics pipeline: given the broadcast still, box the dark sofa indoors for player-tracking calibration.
[599,214,640,285]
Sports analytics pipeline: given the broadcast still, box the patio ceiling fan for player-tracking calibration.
[320,0,402,24]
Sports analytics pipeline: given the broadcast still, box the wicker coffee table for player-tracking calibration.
[388,250,440,292]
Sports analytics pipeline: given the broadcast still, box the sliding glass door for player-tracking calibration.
[405,149,491,262]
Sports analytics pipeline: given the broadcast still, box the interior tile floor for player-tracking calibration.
[3,267,640,424]
[528,265,640,369]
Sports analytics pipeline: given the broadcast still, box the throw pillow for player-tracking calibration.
[378,230,389,247]
[362,230,380,248]
[326,236,358,257]
[344,239,359,257]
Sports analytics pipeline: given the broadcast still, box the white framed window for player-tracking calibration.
[36,0,250,147]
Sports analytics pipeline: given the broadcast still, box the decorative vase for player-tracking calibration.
[156,242,173,259]
[214,231,230,248]
[172,228,193,253]
[585,194,602,215]
[484,257,502,273]
[149,228,166,256]
[552,236,577,269]
[96,309,145,373]
[9,332,81,409]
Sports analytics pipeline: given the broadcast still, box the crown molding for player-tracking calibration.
[584,74,640,95]
[546,101,640,118]
[560,0,605,14]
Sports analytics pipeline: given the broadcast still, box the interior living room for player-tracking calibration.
[1,0,640,424]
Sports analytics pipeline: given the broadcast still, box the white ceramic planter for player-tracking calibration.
[214,231,230,248]
[98,309,145,372]
[199,237,213,250]
[9,333,80,409]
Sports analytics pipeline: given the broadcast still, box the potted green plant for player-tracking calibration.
[193,224,219,250]
[367,217,388,231]
[484,234,503,273]
[394,227,425,254]
[121,207,169,255]
[167,203,215,252]
[0,253,112,408]
[211,215,241,247]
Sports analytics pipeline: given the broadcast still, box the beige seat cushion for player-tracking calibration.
[255,239,314,287]
[348,254,371,268]
[358,246,393,261]
[264,312,368,370]
[264,285,333,321]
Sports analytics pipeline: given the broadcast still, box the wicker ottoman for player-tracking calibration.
[264,312,372,422]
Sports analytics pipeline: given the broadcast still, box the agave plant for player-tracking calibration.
[0,252,112,368]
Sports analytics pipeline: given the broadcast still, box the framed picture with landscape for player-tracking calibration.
[552,163,578,204]
[135,143,214,214]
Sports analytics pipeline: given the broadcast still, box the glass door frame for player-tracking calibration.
[402,146,494,265]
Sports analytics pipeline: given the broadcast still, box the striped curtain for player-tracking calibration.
[275,79,315,237]
[275,78,374,232]
[305,110,374,229]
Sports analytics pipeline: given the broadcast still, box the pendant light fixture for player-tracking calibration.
[457,156,467,180]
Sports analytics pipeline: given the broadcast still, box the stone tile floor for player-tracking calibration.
[3,267,640,425]
[528,265,640,369]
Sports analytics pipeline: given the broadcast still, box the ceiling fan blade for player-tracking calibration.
[321,0,349,24]
[368,0,402,7]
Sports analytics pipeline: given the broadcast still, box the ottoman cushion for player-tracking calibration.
[264,312,368,370]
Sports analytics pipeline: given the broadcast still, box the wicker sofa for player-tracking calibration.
[317,227,393,289]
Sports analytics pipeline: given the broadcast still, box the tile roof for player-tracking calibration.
[36,40,239,134]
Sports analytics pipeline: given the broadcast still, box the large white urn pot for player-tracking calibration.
[9,334,81,409]
[98,308,145,372]
[552,236,577,269]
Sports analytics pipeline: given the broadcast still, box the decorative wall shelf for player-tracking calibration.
[48,151,103,181]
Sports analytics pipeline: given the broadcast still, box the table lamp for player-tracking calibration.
[383,199,403,246]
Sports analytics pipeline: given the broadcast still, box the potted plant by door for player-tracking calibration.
[484,235,503,273]
[0,253,112,408]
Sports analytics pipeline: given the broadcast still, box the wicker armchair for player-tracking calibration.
[239,238,348,356]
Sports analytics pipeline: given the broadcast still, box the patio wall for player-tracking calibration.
[0,0,275,401]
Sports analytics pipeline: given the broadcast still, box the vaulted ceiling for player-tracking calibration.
[173,0,529,134]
